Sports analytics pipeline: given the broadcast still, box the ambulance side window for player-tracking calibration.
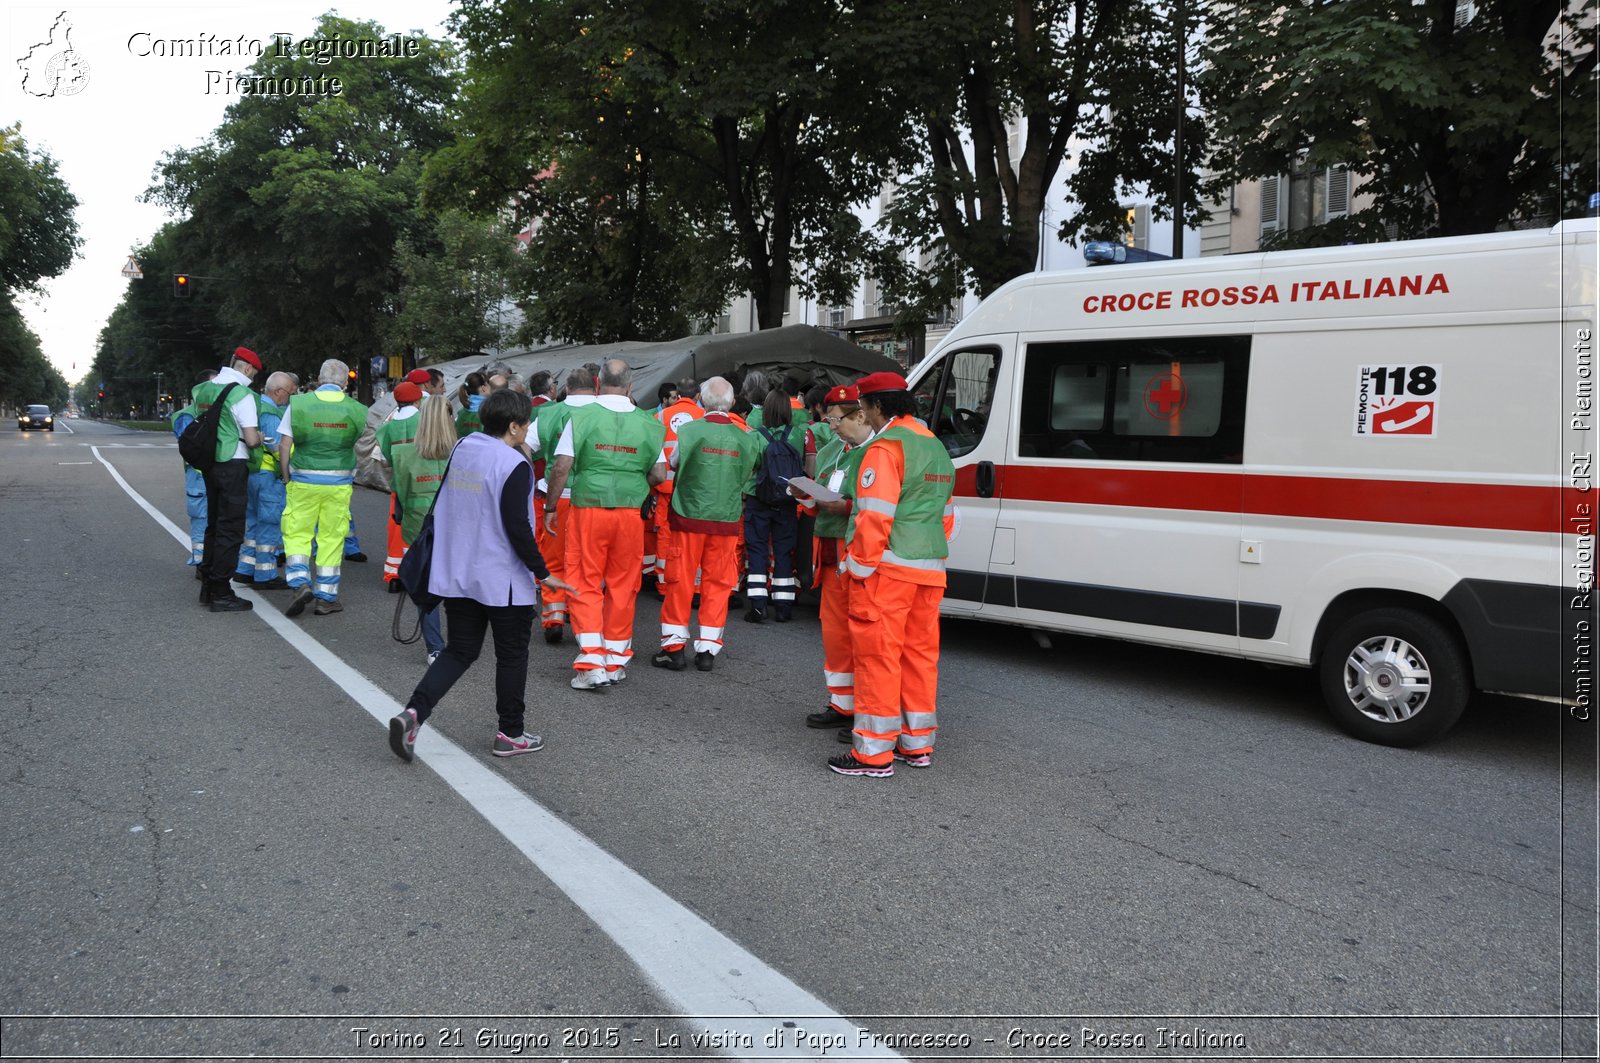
[913,346,1001,458]
[1018,336,1249,463]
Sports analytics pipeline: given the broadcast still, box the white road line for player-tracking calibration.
[90,446,901,1062]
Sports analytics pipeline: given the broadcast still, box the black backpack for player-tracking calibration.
[754,425,803,506]
[177,382,240,471]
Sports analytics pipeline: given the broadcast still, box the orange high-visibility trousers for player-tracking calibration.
[651,489,675,588]
[383,495,405,582]
[846,572,942,767]
[660,531,738,655]
[566,506,645,677]
[537,494,570,630]
[817,553,855,715]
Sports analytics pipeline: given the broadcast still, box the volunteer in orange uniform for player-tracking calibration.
[791,385,872,729]
[652,377,761,672]
[530,366,595,643]
[829,371,957,778]
[653,380,704,594]
[543,359,668,690]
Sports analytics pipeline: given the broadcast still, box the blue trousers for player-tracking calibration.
[237,471,287,581]
[743,498,798,617]
[185,467,208,565]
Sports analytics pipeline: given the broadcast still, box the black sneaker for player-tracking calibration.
[345,552,368,562]
[695,651,715,672]
[743,606,767,624]
[827,752,892,777]
[209,594,254,613]
[773,609,792,623]
[285,587,314,618]
[386,579,404,594]
[836,727,854,744]
[543,625,565,644]
[806,708,852,729]
[389,708,420,762]
[652,649,688,671]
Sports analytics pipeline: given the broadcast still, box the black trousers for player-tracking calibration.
[202,459,250,586]
[406,597,535,737]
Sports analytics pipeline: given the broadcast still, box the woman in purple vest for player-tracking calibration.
[388,389,576,762]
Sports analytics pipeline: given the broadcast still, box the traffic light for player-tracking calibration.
[347,368,358,386]
[97,388,104,399]
[173,273,192,298]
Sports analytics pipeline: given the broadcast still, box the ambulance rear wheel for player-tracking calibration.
[1319,608,1468,747]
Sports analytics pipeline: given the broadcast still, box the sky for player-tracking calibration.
[3,1,459,385]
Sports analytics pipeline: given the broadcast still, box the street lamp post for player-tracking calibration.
[153,372,165,418]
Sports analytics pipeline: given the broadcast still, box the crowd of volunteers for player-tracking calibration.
[175,350,955,778]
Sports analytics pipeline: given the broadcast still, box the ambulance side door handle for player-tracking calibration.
[977,461,995,498]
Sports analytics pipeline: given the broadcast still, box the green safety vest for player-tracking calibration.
[535,401,573,461]
[391,446,447,544]
[813,437,865,541]
[377,410,420,466]
[670,418,761,527]
[287,390,367,474]
[809,418,835,455]
[455,406,482,438]
[566,402,666,509]
[191,379,253,464]
[867,421,956,562]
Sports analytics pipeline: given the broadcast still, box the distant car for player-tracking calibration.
[18,404,54,431]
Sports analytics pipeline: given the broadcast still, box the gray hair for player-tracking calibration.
[599,358,633,391]
[318,359,349,386]
[565,366,595,393]
[699,376,734,412]
[264,371,298,393]
[740,370,770,406]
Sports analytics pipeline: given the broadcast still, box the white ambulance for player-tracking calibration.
[910,219,1596,745]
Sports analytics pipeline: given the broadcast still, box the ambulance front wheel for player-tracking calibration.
[1318,608,1469,747]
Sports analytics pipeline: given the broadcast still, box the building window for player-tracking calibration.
[1261,161,1352,238]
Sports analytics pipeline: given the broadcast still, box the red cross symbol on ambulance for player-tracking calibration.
[1143,372,1188,420]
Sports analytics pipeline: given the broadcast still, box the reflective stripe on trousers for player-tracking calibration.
[847,573,943,766]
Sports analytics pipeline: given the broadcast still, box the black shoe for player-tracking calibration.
[253,577,290,590]
[313,599,344,616]
[543,625,564,644]
[387,579,404,593]
[743,606,767,624]
[286,588,313,618]
[193,566,205,581]
[695,651,715,672]
[199,582,213,605]
[345,551,368,563]
[827,751,892,777]
[231,572,254,585]
[806,708,853,729]
[773,609,792,623]
[209,594,254,613]
[728,591,743,607]
[836,727,854,744]
[652,649,688,671]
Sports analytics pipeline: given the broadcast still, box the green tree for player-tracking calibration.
[429,0,742,342]
[1200,0,1598,243]
[0,297,69,409]
[0,123,81,294]
[389,209,521,358]
[0,124,79,409]
[88,221,229,417]
[147,15,458,392]
[874,0,1209,311]
[441,0,907,334]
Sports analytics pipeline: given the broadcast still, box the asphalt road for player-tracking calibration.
[2,416,1595,1062]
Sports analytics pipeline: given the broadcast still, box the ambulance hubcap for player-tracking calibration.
[1343,635,1432,724]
